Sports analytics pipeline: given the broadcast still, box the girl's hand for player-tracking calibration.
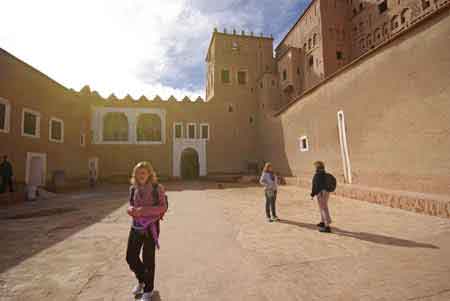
[127,206,135,217]
[133,207,143,217]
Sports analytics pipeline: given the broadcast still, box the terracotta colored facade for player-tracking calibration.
[1,1,449,197]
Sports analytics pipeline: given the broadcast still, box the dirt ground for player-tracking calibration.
[1,182,449,301]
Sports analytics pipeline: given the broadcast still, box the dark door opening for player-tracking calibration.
[181,148,200,179]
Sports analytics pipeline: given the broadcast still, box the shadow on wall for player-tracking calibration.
[279,219,439,249]
[258,111,293,177]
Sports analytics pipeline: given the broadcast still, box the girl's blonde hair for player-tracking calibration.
[263,162,273,173]
[130,161,156,186]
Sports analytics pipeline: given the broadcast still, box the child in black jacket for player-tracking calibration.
[311,161,332,233]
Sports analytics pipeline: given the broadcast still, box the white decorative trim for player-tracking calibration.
[173,122,184,139]
[187,122,197,140]
[200,123,210,140]
[22,108,41,138]
[337,110,352,184]
[91,107,166,145]
[49,117,64,143]
[173,139,207,177]
[299,136,309,152]
[25,152,47,186]
[0,97,11,133]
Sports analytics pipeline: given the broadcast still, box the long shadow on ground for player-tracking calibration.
[0,191,128,274]
[279,219,439,249]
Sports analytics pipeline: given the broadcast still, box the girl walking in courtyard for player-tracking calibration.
[260,162,279,222]
[310,161,335,233]
[126,162,168,301]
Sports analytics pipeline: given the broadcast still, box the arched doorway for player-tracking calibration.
[180,148,199,179]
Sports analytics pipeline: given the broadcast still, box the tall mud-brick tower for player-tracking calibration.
[205,28,274,172]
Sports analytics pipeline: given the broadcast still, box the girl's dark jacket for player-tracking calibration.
[311,168,327,197]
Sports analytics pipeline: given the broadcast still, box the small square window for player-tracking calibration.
[50,118,64,142]
[174,123,183,139]
[237,71,247,85]
[228,104,234,113]
[336,51,343,60]
[299,136,309,152]
[0,98,11,133]
[309,55,314,67]
[80,133,86,147]
[221,69,230,84]
[200,124,209,140]
[0,103,6,131]
[249,115,255,125]
[282,69,287,81]
[22,109,40,138]
[378,0,387,14]
[187,123,196,139]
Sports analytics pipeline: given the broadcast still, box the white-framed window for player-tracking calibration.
[80,133,86,147]
[221,69,231,84]
[187,123,197,139]
[299,136,309,152]
[22,108,41,138]
[0,97,11,133]
[173,122,183,139]
[200,123,210,140]
[136,113,162,142]
[49,117,64,143]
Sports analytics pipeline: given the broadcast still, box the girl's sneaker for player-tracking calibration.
[267,218,273,223]
[132,282,145,295]
[140,291,153,301]
[316,222,325,227]
[272,217,280,222]
[319,226,332,233]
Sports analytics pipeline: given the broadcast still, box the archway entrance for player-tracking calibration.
[180,148,199,179]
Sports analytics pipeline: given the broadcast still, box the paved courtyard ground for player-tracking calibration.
[1,182,450,301]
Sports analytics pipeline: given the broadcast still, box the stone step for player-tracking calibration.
[287,177,450,219]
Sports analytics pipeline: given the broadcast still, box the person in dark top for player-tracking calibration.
[310,161,332,233]
[0,156,14,193]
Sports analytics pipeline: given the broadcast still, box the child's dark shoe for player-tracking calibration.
[316,222,325,227]
[319,226,331,233]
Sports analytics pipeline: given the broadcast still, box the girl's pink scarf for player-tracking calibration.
[131,184,166,249]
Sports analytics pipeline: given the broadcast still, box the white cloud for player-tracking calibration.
[0,0,307,100]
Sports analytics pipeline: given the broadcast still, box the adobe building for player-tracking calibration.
[1,1,449,210]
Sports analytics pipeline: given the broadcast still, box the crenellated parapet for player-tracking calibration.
[76,85,206,105]
[213,27,273,39]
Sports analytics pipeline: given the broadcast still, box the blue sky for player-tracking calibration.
[1,0,309,99]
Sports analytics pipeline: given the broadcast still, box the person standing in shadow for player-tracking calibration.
[0,155,14,193]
